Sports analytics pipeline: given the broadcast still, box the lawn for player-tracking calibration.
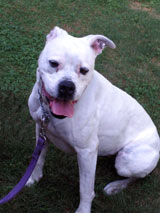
[0,0,160,212]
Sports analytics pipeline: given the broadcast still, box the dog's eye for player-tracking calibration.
[49,60,59,68]
[80,67,89,75]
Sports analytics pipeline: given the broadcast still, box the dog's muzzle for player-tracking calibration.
[41,80,77,118]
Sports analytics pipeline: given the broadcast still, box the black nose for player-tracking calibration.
[58,80,75,101]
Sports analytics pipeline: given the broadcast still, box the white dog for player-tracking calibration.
[27,26,160,213]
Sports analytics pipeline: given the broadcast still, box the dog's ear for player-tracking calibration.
[86,35,116,55]
[46,26,68,42]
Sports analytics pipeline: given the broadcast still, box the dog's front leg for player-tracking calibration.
[75,146,98,213]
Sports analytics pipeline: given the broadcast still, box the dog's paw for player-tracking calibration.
[25,170,43,187]
[75,204,90,213]
[75,204,91,213]
[26,175,36,187]
[104,179,131,195]
[75,209,90,213]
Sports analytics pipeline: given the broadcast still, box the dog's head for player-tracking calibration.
[37,26,116,118]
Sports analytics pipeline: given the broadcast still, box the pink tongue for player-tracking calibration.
[50,100,74,118]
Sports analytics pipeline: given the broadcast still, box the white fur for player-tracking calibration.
[26,27,160,213]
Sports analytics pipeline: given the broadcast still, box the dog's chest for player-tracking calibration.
[45,115,96,153]
[45,119,79,153]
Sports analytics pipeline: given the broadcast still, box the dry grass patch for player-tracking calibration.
[130,1,160,19]
[152,57,160,67]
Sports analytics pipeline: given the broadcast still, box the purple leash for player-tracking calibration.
[0,135,46,204]
[0,88,50,204]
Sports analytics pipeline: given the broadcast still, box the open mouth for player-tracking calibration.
[50,112,67,119]
[42,82,77,118]
[49,99,76,118]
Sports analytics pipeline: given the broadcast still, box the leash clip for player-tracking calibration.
[39,130,47,143]
[40,114,50,142]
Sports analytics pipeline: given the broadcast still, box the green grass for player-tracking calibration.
[0,0,160,212]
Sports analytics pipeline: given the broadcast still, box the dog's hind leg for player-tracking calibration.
[104,140,159,195]
[26,123,49,187]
